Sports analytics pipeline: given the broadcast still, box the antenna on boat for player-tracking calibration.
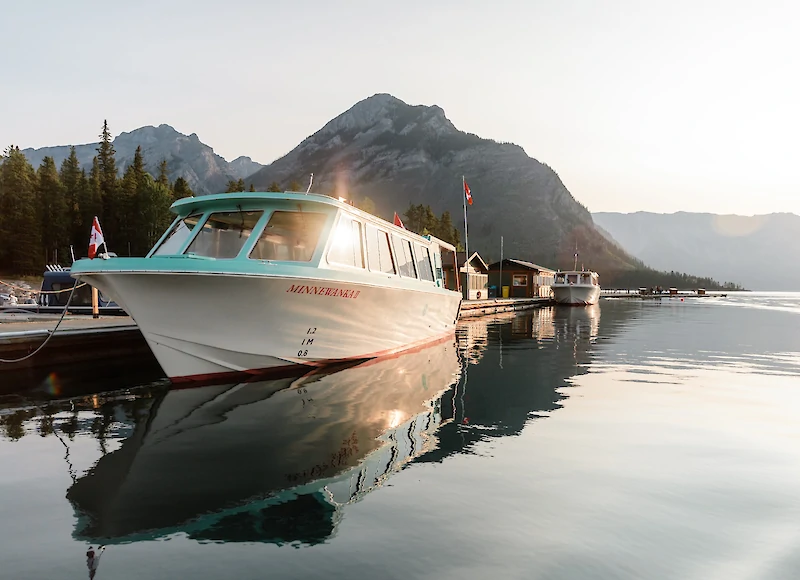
[306,173,313,194]
[573,241,579,271]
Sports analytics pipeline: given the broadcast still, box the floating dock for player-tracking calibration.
[459,297,553,317]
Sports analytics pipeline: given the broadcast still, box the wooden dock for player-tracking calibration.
[0,315,148,376]
[459,297,553,317]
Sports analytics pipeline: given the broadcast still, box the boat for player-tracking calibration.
[552,269,601,305]
[66,338,461,545]
[37,266,125,315]
[70,191,462,383]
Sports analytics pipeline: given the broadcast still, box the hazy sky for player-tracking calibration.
[3,0,798,216]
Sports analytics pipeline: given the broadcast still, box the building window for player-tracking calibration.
[513,274,527,287]
[414,243,434,282]
[328,215,364,268]
[365,224,396,274]
[250,211,327,262]
[185,211,263,259]
[392,235,417,278]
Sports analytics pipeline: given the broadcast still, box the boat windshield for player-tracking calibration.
[152,214,203,256]
[185,211,263,259]
[250,211,328,262]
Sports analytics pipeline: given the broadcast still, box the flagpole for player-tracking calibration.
[462,175,469,301]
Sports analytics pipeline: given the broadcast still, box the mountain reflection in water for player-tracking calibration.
[0,305,605,552]
[62,306,601,547]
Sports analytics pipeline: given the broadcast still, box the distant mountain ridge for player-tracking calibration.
[18,95,752,287]
[21,125,264,196]
[246,93,640,277]
[592,211,800,290]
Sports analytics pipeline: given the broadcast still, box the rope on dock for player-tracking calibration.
[0,283,78,364]
[0,279,87,294]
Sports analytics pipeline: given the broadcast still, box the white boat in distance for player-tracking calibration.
[71,191,462,383]
[552,270,601,305]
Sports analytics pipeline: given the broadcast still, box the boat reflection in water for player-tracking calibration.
[67,338,461,546]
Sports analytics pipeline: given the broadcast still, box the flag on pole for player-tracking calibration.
[88,216,105,259]
[464,180,473,205]
[393,212,406,229]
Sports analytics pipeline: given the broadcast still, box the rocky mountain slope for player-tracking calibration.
[593,211,800,290]
[246,94,640,276]
[21,125,264,195]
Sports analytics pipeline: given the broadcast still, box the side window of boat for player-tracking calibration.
[414,243,435,282]
[185,211,263,259]
[365,224,396,274]
[152,213,203,256]
[392,235,417,278]
[328,215,365,268]
[250,211,327,262]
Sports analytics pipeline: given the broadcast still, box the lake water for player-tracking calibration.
[2,293,800,579]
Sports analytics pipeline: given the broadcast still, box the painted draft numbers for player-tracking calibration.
[298,327,316,357]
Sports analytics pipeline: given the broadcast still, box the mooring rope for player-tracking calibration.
[0,282,78,364]
[0,279,87,295]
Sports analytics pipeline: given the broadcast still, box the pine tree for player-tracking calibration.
[37,156,68,264]
[172,177,193,200]
[97,120,119,243]
[77,157,103,256]
[423,206,438,234]
[157,159,169,188]
[225,178,246,193]
[119,163,138,253]
[0,147,43,273]
[60,147,84,252]
[248,183,255,192]
[267,181,282,192]
[288,180,302,191]
[132,175,172,255]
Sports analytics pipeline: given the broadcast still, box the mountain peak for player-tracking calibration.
[315,93,458,144]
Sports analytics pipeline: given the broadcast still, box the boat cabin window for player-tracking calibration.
[152,213,203,255]
[328,215,365,268]
[185,210,263,259]
[432,248,444,286]
[555,273,566,284]
[365,224,396,274]
[414,243,434,282]
[250,211,327,262]
[392,235,417,278]
[567,274,578,284]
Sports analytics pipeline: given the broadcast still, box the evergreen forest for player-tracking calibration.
[0,121,193,274]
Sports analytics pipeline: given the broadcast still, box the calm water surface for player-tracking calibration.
[1,293,800,579]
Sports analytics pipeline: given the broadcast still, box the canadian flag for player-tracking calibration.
[393,212,406,229]
[88,216,105,259]
[464,180,473,206]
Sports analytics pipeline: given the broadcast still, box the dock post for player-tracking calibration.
[92,286,99,319]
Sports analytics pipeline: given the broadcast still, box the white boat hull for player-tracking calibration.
[552,284,601,306]
[80,272,461,382]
